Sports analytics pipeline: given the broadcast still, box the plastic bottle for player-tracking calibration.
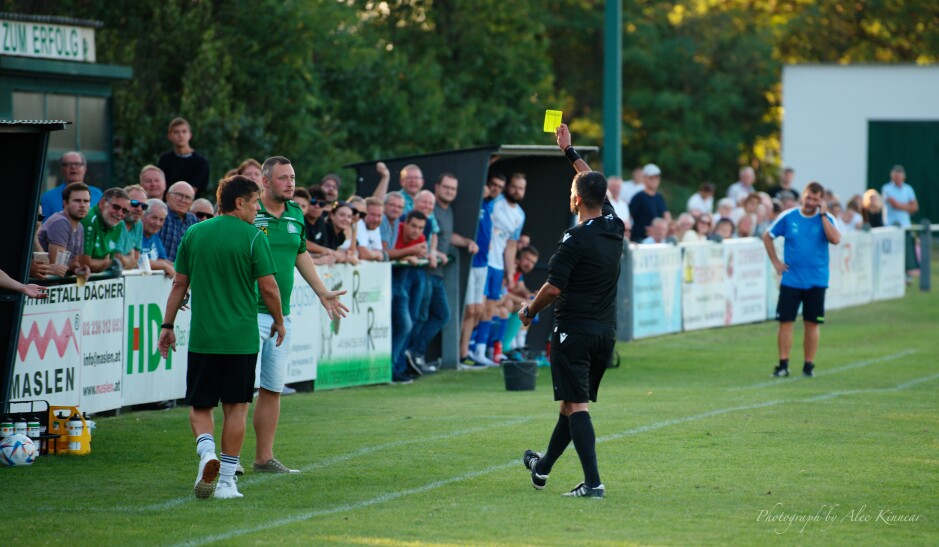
[0,415,12,439]
[27,415,40,441]
[14,416,27,436]
[27,415,41,458]
[83,412,96,439]
[53,411,69,454]
[68,412,85,453]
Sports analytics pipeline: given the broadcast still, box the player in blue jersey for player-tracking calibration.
[458,173,505,368]
[763,181,841,378]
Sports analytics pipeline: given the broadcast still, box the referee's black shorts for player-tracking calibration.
[775,285,826,324]
[549,328,615,403]
[186,351,257,407]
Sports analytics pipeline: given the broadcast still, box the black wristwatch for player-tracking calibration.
[522,306,532,318]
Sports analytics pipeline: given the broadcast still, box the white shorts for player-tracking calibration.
[465,266,488,306]
[256,313,292,393]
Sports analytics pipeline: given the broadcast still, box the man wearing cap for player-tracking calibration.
[628,163,670,243]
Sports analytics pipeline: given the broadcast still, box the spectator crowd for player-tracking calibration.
[28,116,921,383]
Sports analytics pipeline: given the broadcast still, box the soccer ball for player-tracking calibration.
[0,434,38,467]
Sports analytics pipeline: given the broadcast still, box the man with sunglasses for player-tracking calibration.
[190,199,216,222]
[40,151,104,220]
[114,185,149,270]
[159,181,198,262]
[80,187,132,273]
[302,186,334,261]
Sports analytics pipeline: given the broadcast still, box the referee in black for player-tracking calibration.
[519,123,624,498]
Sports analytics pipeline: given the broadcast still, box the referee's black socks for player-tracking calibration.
[537,413,571,475]
[569,411,601,488]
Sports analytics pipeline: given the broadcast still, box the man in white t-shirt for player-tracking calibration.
[727,166,756,205]
[606,175,632,231]
[473,173,526,365]
[622,166,644,204]
[687,182,715,215]
[357,197,385,261]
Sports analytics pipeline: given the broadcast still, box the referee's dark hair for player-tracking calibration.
[573,171,608,209]
[216,175,260,213]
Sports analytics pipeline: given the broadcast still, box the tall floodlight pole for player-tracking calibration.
[603,0,622,176]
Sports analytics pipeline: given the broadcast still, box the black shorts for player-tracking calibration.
[776,285,826,324]
[549,329,614,403]
[186,352,258,407]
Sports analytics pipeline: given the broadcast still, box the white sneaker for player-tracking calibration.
[214,477,243,499]
[281,385,297,395]
[194,454,220,499]
[473,348,498,368]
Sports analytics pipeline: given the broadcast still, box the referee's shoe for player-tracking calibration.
[562,482,606,498]
[523,449,548,489]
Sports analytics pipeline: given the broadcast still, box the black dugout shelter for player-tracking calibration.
[346,144,599,368]
[2,120,66,406]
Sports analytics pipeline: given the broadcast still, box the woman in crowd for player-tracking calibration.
[237,158,263,185]
[682,213,713,243]
[324,201,359,265]
[862,189,885,228]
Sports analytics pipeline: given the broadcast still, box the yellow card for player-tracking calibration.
[543,110,562,133]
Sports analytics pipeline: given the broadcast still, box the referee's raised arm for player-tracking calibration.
[556,124,591,174]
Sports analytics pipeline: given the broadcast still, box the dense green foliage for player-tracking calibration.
[5,0,938,194]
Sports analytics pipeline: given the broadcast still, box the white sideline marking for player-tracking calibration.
[132,416,531,513]
[175,372,939,547]
[735,349,919,390]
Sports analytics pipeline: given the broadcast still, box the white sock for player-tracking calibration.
[196,434,215,459]
[220,453,239,481]
[516,330,528,349]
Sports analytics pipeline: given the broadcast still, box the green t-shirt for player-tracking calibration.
[175,215,277,355]
[116,220,143,255]
[80,205,123,259]
[254,200,306,316]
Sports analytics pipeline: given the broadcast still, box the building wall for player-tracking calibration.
[781,64,939,201]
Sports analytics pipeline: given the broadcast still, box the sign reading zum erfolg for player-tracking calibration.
[1,18,95,62]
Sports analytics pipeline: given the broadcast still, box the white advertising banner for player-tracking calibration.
[827,231,874,310]
[12,279,124,413]
[12,284,84,408]
[631,245,682,339]
[282,270,321,384]
[870,227,906,301]
[722,238,768,326]
[314,262,392,390]
[681,242,725,331]
[766,238,784,320]
[121,274,189,406]
[77,279,125,413]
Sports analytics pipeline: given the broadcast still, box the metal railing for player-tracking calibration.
[905,220,936,291]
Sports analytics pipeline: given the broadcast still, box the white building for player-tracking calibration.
[781,64,939,220]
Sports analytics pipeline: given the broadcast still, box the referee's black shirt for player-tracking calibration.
[546,199,625,336]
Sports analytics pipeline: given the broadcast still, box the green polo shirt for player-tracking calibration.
[254,199,306,316]
[80,205,123,259]
[175,215,277,355]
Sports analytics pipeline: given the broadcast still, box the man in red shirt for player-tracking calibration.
[391,211,428,382]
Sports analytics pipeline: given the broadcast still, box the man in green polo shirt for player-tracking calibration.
[252,156,349,474]
[80,187,131,273]
[158,175,285,500]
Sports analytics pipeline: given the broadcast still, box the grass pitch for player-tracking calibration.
[4,270,938,546]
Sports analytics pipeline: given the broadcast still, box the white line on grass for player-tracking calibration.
[174,372,939,547]
[132,416,532,513]
[734,349,919,390]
